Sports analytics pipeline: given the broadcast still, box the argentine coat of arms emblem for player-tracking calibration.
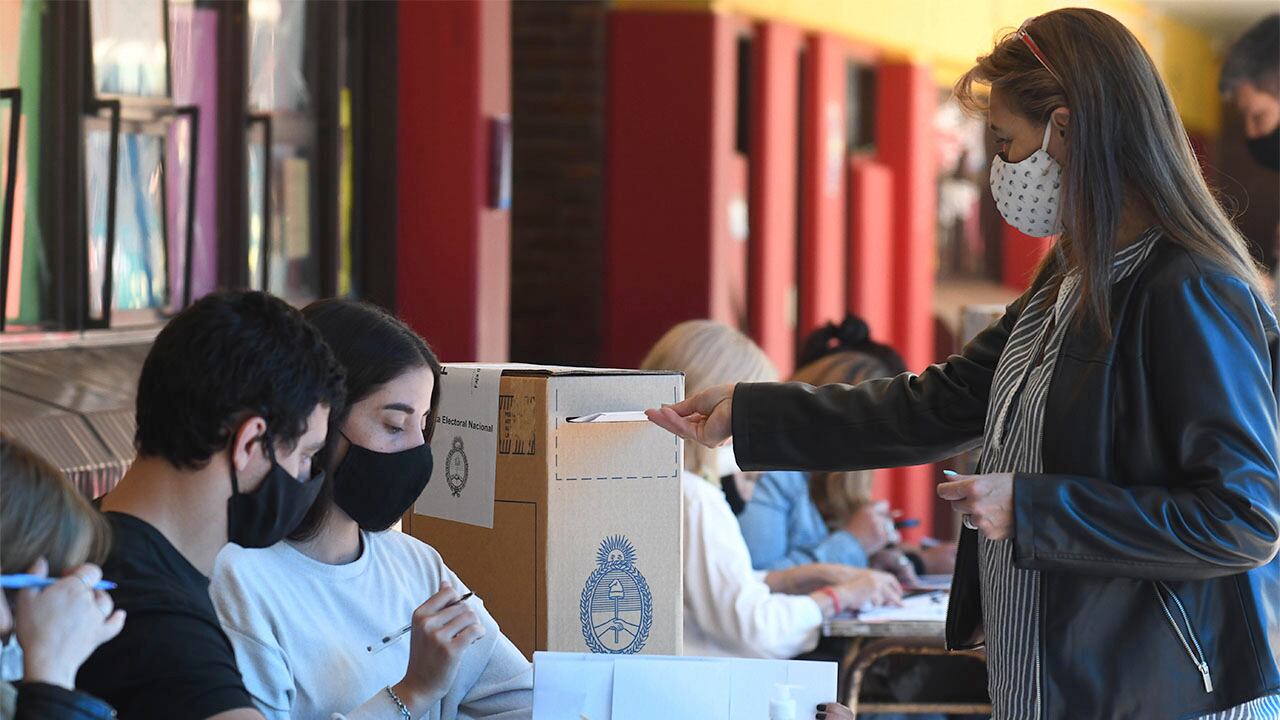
[580,535,652,654]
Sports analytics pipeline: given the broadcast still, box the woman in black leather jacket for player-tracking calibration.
[650,8,1280,720]
[1,437,122,720]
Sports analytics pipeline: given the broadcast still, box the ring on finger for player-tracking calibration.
[962,514,979,531]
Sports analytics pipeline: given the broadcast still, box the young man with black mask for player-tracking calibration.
[76,291,346,719]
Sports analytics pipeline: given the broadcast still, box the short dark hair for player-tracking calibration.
[289,299,441,541]
[134,291,346,469]
[1221,14,1280,97]
[796,313,907,376]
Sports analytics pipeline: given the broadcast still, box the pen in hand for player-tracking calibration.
[0,573,117,591]
[367,592,474,653]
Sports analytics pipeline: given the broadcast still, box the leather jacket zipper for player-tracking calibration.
[1154,581,1213,693]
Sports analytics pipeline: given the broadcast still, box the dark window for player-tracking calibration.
[846,62,876,155]
[735,34,752,156]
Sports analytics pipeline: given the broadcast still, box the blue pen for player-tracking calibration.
[0,574,117,591]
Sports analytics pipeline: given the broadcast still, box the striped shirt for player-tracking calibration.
[976,228,1280,719]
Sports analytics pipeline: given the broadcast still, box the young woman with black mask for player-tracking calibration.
[211,300,531,720]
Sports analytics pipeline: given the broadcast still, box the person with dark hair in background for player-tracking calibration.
[0,436,122,720]
[76,291,346,720]
[653,9,1280,718]
[211,299,531,720]
[1221,14,1280,301]
[1222,14,1280,173]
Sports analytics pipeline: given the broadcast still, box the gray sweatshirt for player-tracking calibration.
[210,530,531,720]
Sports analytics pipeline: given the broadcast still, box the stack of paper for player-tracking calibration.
[532,652,838,720]
[856,591,949,623]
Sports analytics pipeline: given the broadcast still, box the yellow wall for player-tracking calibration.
[613,0,1222,134]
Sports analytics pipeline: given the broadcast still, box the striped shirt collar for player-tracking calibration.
[1061,226,1162,285]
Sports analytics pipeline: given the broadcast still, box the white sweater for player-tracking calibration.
[680,471,824,658]
[210,530,531,720]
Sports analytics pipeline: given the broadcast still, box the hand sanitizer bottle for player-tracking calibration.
[769,683,798,720]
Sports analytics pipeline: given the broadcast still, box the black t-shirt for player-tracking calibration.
[76,512,254,719]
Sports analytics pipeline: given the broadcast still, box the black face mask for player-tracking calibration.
[332,435,433,531]
[1246,126,1280,172]
[227,436,325,548]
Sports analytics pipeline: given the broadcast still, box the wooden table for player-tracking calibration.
[823,616,991,716]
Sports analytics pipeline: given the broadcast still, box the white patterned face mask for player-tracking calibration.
[989,123,1063,238]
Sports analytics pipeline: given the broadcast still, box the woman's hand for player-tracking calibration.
[645,384,735,448]
[869,547,920,587]
[392,583,485,712]
[828,570,903,612]
[766,563,864,595]
[845,500,898,556]
[937,472,1015,540]
[17,559,126,689]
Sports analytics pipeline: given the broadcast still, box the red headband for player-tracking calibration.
[1017,18,1064,86]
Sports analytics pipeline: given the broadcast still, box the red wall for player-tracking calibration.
[847,158,894,340]
[604,12,740,367]
[876,62,939,542]
[395,0,510,362]
[876,62,936,372]
[797,34,849,342]
[748,21,802,377]
[1002,225,1052,291]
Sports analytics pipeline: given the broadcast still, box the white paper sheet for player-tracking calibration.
[856,591,949,623]
[414,364,504,528]
[532,652,837,720]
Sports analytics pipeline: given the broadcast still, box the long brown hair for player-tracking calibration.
[0,435,111,576]
[955,8,1266,336]
[792,323,903,528]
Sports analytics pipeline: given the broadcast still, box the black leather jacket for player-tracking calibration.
[732,239,1280,719]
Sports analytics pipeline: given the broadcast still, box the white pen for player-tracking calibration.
[367,592,473,653]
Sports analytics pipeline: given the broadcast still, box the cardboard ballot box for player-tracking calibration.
[408,365,684,659]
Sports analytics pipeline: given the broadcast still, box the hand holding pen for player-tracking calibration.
[9,559,125,690]
[368,591,473,653]
[385,583,486,716]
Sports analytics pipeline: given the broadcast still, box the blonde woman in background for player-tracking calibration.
[640,320,902,659]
